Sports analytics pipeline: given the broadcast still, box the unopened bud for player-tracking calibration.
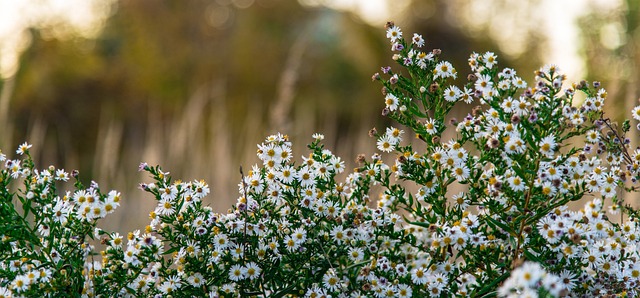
[362,283,371,291]
[472,106,482,117]
[369,128,378,137]
[571,233,582,244]
[429,83,439,93]
[524,88,533,98]
[578,80,587,89]
[493,181,502,190]
[487,138,499,149]
[385,21,394,29]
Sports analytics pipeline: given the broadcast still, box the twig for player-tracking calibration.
[239,166,249,262]
[600,117,633,164]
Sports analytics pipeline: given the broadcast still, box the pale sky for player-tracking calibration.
[0,0,113,78]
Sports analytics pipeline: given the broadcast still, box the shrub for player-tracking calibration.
[2,22,640,297]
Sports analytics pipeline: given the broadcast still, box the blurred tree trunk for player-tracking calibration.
[0,77,14,150]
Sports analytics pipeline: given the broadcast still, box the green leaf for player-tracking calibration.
[484,215,514,235]
[472,271,511,297]
[523,249,543,263]
[623,119,631,133]
[407,220,431,229]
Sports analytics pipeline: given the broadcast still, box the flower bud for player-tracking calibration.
[524,88,533,98]
[565,88,575,96]
[385,21,394,29]
[493,181,502,190]
[577,80,587,89]
[429,83,439,93]
[472,106,482,117]
[369,128,377,137]
[392,43,404,51]
[487,138,499,149]
[467,73,477,81]
[510,114,521,124]
[571,233,582,244]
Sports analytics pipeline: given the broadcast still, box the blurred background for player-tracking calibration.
[0,0,638,232]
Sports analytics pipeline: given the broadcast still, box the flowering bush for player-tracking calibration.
[0,143,121,296]
[3,22,640,297]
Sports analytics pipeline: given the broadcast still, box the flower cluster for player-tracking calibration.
[369,21,640,296]
[4,21,640,297]
[498,262,563,297]
[90,133,415,297]
[0,143,120,296]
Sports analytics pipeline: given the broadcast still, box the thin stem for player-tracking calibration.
[512,158,540,268]
[239,166,249,265]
